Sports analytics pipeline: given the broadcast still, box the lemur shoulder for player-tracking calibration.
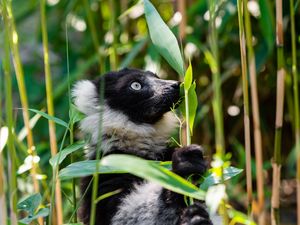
[72,68,220,225]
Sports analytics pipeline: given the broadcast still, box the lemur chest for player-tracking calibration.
[101,128,169,159]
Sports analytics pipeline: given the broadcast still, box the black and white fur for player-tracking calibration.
[72,68,218,225]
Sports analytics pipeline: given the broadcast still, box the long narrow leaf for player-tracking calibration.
[101,154,205,200]
[49,141,86,167]
[59,160,126,180]
[28,108,69,129]
[144,0,184,75]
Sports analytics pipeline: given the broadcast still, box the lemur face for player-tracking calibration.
[94,68,181,124]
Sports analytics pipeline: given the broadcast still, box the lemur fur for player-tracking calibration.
[72,68,219,225]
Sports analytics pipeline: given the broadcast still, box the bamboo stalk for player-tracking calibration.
[271,0,285,224]
[40,1,63,224]
[178,0,186,40]
[243,1,265,223]
[207,0,225,156]
[2,0,40,194]
[237,0,253,217]
[83,0,105,74]
[289,0,300,224]
[3,8,17,224]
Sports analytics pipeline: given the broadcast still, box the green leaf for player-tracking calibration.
[69,104,84,124]
[200,166,243,190]
[17,193,41,216]
[188,82,198,135]
[179,82,198,135]
[28,108,69,129]
[19,208,49,224]
[143,0,184,75]
[184,61,193,91]
[59,160,126,180]
[49,141,86,167]
[258,0,275,54]
[101,154,205,200]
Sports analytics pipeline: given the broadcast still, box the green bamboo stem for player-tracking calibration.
[237,0,253,217]
[271,0,285,224]
[207,1,228,223]
[289,0,300,224]
[243,1,265,223]
[2,0,40,193]
[83,0,105,74]
[3,8,17,223]
[40,1,63,224]
[207,0,225,156]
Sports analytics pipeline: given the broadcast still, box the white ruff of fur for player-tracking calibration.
[72,80,178,158]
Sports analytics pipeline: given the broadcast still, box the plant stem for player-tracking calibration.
[83,0,105,74]
[207,0,225,156]
[237,0,253,217]
[243,0,265,223]
[271,0,285,224]
[289,0,300,224]
[185,90,191,145]
[40,1,63,224]
[3,7,17,223]
[2,0,40,194]
[66,22,78,222]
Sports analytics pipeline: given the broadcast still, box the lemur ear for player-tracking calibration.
[72,80,99,115]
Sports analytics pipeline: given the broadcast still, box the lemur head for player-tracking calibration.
[73,68,180,124]
[72,68,181,157]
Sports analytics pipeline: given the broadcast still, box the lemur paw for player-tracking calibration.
[172,144,207,177]
[180,202,213,225]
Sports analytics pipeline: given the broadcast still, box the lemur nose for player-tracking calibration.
[171,81,181,89]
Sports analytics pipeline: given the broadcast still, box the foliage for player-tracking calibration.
[0,0,299,224]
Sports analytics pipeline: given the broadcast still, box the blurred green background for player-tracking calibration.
[0,0,299,224]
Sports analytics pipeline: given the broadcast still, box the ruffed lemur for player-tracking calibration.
[72,68,218,225]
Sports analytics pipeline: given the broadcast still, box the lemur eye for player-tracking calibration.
[130,82,142,91]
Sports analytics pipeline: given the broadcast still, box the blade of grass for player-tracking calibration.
[40,1,63,224]
[2,0,40,194]
[243,0,265,223]
[237,0,253,217]
[271,0,285,224]
[289,0,300,224]
[2,5,17,223]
